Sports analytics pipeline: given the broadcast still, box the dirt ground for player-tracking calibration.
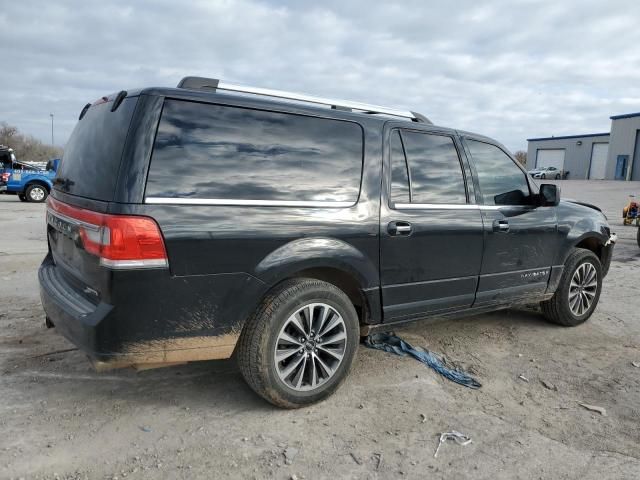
[1,180,639,480]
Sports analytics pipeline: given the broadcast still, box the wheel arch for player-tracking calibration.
[254,237,381,325]
[24,179,51,194]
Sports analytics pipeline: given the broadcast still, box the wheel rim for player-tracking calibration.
[274,302,347,392]
[30,187,45,201]
[568,262,598,316]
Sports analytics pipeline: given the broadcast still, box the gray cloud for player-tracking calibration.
[1,0,639,152]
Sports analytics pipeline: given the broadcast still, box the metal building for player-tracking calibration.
[526,112,640,180]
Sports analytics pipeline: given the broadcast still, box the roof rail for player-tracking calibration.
[176,76,432,124]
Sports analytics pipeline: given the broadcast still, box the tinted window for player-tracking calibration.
[389,130,410,204]
[401,131,466,204]
[146,100,363,203]
[56,97,138,201]
[466,140,531,205]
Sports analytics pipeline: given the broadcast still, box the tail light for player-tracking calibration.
[47,197,168,269]
[1,172,9,182]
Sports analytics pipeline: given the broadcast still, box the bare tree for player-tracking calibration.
[0,121,63,162]
[514,150,527,166]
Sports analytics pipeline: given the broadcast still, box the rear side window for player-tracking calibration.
[466,140,531,205]
[55,97,138,201]
[400,131,467,204]
[389,130,410,204]
[146,100,364,203]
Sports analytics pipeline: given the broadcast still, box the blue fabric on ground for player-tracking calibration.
[364,332,482,389]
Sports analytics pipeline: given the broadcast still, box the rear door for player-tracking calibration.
[463,138,559,305]
[380,127,484,321]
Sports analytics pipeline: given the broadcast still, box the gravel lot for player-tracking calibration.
[1,181,639,480]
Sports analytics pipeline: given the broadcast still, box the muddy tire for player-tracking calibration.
[541,249,602,326]
[25,184,48,203]
[237,278,359,408]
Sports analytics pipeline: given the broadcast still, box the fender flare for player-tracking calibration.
[254,237,379,290]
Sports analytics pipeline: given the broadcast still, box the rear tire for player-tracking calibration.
[18,194,27,202]
[26,184,48,203]
[237,278,359,408]
[555,174,561,179]
[541,249,602,326]
[541,173,546,179]
[637,227,640,248]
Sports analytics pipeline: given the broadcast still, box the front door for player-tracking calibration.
[463,138,559,304]
[380,127,484,322]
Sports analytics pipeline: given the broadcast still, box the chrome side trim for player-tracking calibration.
[145,197,354,208]
[395,203,479,210]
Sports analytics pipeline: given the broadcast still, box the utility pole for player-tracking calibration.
[50,113,54,145]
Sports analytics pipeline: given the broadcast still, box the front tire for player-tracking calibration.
[637,227,640,248]
[541,173,546,179]
[26,184,48,203]
[555,174,561,179]
[237,278,359,408]
[18,194,27,202]
[541,249,602,326]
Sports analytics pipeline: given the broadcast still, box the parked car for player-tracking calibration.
[528,166,563,179]
[39,78,616,408]
[0,145,59,202]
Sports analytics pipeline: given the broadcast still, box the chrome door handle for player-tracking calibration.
[388,221,412,236]
[493,220,509,232]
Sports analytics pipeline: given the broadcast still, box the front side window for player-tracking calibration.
[466,140,531,206]
[401,131,467,204]
[146,100,364,203]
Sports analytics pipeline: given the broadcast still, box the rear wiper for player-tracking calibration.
[78,103,91,120]
[54,177,75,191]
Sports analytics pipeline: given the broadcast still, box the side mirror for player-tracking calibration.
[539,184,560,206]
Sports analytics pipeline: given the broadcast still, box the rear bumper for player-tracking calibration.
[39,254,267,369]
[39,255,114,360]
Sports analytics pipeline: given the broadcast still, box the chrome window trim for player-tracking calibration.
[145,197,354,208]
[394,203,509,211]
[395,203,478,210]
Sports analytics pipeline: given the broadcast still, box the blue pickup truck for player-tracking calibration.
[0,145,59,203]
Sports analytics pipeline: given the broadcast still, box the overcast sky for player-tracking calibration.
[1,0,639,152]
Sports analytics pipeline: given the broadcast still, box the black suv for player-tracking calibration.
[39,77,616,408]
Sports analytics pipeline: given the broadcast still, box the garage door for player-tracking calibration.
[589,143,609,180]
[536,149,565,170]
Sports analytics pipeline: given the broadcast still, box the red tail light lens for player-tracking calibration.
[47,197,168,269]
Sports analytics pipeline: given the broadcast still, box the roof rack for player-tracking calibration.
[176,76,432,124]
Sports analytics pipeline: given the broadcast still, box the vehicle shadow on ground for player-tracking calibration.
[5,306,560,412]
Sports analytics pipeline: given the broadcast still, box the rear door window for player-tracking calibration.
[400,131,467,204]
[146,100,364,204]
[55,97,138,201]
[389,130,410,204]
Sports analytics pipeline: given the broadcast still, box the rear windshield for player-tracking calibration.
[55,97,138,201]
